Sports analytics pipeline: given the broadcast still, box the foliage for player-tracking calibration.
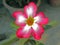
[39,43,44,45]
[6,0,38,8]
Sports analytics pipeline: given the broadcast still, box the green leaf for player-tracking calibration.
[24,39,36,45]
[17,38,29,45]
[44,21,59,30]
[38,43,44,45]
[11,22,19,29]
[48,21,59,27]
[30,40,36,45]
[44,25,52,30]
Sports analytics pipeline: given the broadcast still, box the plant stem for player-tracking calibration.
[0,34,18,45]
[0,34,29,45]
[27,0,30,4]
[37,0,41,7]
[17,38,29,45]
[15,0,22,7]
[36,40,40,45]
[18,0,22,7]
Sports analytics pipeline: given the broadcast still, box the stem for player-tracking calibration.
[15,0,22,7]
[27,0,30,4]
[18,0,22,7]
[0,35,28,45]
[0,34,29,45]
[37,0,41,7]
[17,38,29,45]
[36,40,40,45]
[0,34,18,45]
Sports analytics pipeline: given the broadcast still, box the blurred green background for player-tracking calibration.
[0,0,60,45]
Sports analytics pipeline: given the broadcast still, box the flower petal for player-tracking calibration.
[12,11,27,18]
[12,11,27,26]
[34,12,48,25]
[32,23,44,40]
[16,25,31,38]
[40,18,49,25]
[32,23,39,31]
[15,15,26,26]
[23,25,31,33]
[24,2,37,17]
[34,16,41,23]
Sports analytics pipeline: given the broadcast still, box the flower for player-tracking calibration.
[12,2,48,40]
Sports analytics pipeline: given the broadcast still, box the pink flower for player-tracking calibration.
[12,2,48,40]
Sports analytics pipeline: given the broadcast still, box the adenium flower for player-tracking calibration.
[12,2,48,40]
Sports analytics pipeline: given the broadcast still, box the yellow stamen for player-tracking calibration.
[26,16,34,26]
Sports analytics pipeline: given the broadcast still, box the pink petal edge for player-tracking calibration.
[32,25,44,40]
[40,17,49,25]
[16,27,31,38]
[36,12,49,25]
[15,20,26,27]
[36,12,46,18]
[24,2,37,17]
[12,11,27,18]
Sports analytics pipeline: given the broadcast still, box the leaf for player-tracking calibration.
[44,21,59,30]
[11,22,19,29]
[48,21,59,27]
[44,25,52,30]
[38,43,44,45]
[30,40,36,45]
[17,38,29,45]
[24,39,36,45]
